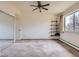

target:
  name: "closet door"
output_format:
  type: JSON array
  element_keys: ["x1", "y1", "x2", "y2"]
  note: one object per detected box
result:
[{"x1": 0, "y1": 11, "x2": 14, "y2": 39}]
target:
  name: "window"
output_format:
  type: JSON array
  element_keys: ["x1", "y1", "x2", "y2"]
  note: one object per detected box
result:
[
  {"x1": 75, "y1": 12, "x2": 79, "y2": 32},
  {"x1": 65, "y1": 11, "x2": 79, "y2": 32},
  {"x1": 65, "y1": 14, "x2": 74, "y2": 32}
]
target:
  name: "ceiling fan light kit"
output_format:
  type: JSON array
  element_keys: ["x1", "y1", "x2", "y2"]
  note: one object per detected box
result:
[{"x1": 30, "y1": 1, "x2": 50, "y2": 12}]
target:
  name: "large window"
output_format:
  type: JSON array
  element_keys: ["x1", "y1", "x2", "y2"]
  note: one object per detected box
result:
[{"x1": 65, "y1": 11, "x2": 79, "y2": 32}]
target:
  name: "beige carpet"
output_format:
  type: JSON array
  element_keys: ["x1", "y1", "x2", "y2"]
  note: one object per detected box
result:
[{"x1": 0, "y1": 40, "x2": 75, "y2": 57}]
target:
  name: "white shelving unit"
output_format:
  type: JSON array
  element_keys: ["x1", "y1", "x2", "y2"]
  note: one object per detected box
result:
[{"x1": 50, "y1": 20, "x2": 60, "y2": 39}]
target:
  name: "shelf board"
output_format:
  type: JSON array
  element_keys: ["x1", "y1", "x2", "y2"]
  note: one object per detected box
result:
[
  {"x1": 50, "y1": 31, "x2": 59, "y2": 33},
  {"x1": 50, "y1": 25, "x2": 59, "y2": 26},
  {"x1": 50, "y1": 28, "x2": 59, "y2": 29},
  {"x1": 51, "y1": 21, "x2": 57, "y2": 22}
]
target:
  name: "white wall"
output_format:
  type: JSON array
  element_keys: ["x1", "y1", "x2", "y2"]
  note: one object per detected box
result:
[
  {"x1": 60, "y1": 2, "x2": 79, "y2": 47},
  {"x1": 61, "y1": 32, "x2": 79, "y2": 47},
  {"x1": 18, "y1": 12, "x2": 52, "y2": 39}
]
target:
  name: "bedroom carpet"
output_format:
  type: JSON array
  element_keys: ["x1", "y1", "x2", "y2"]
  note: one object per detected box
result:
[{"x1": 0, "y1": 40, "x2": 75, "y2": 57}]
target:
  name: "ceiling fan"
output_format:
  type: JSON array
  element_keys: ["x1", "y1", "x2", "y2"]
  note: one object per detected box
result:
[{"x1": 30, "y1": 1, "x2": 50, "y2": 12}]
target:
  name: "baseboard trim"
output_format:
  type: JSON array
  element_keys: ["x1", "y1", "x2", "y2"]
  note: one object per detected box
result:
[
  {"x1": 21, "y1": 38, "x2": 51, "y2": 40},
  {"x1": 0, "y1": 39, "x2": 14, "y2": 40},
  {"x1": 59, "y1": 39, "x2": 79, "y2": 50}
]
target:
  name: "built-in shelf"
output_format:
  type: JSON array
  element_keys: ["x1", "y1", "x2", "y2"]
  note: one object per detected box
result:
[{"x1": 50, "y1": 20, "x2": 60, "y2": 38}]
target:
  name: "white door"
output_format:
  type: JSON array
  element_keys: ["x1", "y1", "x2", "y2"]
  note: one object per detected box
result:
[{"x1": 0, "y1": 11, "x2": 14, "y2": 40}]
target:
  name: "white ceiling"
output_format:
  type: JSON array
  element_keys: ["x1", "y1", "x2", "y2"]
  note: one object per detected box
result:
[{"x1": 12, "y1": 1, "x2": 77, "y2": 15}]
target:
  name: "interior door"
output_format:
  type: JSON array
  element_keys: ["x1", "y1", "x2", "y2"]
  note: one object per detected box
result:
[{"x1": 0, "y1": 11, "x2": 14, "y2": 40}]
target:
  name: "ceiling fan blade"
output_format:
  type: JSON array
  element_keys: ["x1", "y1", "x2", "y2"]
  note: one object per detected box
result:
[
  {"x1": 42, "y1": 7, "x2": 48, "y2": 10},
  {"x1": 30, "y1": 5, "x2": 37, "y2": 7},
  {"x1": 32, "y1": 8, "x2": 38, "y2": 11},
  {"x1": 42, "y1": 4, "x2": 50, "y2": 7}
]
